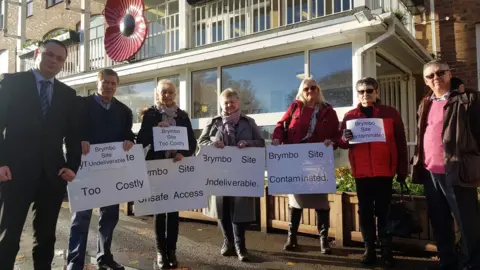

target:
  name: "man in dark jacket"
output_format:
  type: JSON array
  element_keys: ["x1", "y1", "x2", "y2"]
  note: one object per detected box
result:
[
  {"x1": 66, "y1": 69, "x2": 135, "y2": 270},
  {"x1": 0, "y1": 39, "x2": 82, "y2": 269},
  {"x1": 411, "y1": 59, "x2": 480, "y2": 270}
]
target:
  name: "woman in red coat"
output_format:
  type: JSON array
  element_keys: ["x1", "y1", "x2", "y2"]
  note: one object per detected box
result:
[
  {"x1": 271, "y1": 77, "x2": 341, "y2": 254},
  {"x1": 339, "y1": 77, "x2": 408, "y2": 267}
]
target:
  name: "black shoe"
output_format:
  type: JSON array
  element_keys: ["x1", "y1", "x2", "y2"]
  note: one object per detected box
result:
[
  {"x1": 283, "y1": 232, "x2": 298, "y2": 251},
  {"x1": 97, "y1": 260, "x2": 125, "y2": 270},
  {"x1": 361, "y1": 246, "x2": 377, "y2": 265},
  {"x1": 167, "y1": 249, "x2": 178, "y2": 268},
  {"x1": 235, "y1": 245, "x2": 249, "y2": 262},
  {"x1": 381, "y1": 247, "x2": 395, "y2": 267},
  {"x1": 156, "y1": 252, "x2": 168, "y2": 269},
  {"x1": 221, "y1": 240, "x2": 236, "y2": 256},
  {"x1": 320, "y1": 237, "x2": 332, "y2": 255}
]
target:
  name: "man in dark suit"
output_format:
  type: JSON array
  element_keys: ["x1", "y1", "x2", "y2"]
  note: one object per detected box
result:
[
  {"x1": 0, "y1": 39, "x2": 82, "y2": 269},
  {"x1": 67, "y1": 69, "x2": 134, "y2": 270}
]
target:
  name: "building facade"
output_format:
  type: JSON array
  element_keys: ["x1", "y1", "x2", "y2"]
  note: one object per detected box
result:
[{"x1": 0, "y1": 0, "x2": 430, "y2": 167}]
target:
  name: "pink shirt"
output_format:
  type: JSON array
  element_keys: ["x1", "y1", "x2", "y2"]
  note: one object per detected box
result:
[{"x1": 423, "y1": 99, "x2": 447, "y2": 174}]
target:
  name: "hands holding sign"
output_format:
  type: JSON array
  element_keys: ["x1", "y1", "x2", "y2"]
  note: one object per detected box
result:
[{"x1": 0, "y1": 166, "x2": 12, "y2": 182}]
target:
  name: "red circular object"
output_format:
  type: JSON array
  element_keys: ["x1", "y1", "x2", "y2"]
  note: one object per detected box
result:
[{"x1": 104, "y1": 0, "x2": 148, "y2": 62}]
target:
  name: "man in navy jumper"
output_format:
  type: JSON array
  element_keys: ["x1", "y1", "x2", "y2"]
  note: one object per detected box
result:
[{"x1": 67, "y1": 69, "x2": 135, "y2": 270}]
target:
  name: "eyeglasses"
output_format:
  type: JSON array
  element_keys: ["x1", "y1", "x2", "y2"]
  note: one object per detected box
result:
[
  {"x1": 303, "y1": 86, "x2": 317, "y2": 91},
  {"x1": 425, "y1": 70, "x2": 449, "y2": 79},
  {"x1": 357, "y1": 89, "x2": 375, "y2": 95}
]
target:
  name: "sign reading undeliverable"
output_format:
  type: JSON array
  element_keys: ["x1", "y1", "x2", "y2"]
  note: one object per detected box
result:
[
  {"x1": 266, "y1": 143, "x2": 336, "y2": 195},
  {"x1": 199, "y1": 146, "x2": 265, "y2": 197}
]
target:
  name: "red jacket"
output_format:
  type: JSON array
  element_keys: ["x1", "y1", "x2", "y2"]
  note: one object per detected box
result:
[
  {"x1": 339, "y1": 103, "x2": 408, "y2": 179},
  {"x1": 272, "y1": 101, "x2": 341, "y2": 147}
]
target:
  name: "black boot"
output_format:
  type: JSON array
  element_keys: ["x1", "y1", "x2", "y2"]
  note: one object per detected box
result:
[
  {"x1": 316, "y1": 209, "x2": 332, "y2": 255},
  {"x1": 218, "y1": 219, "x2": 235, "y2": 256},
  {"x1": 361, "y1": 241, "x2": 377, "y2": 265},
  {"x1": 167, "y1": 249, "x2": 178, "y2": 268},
  {"x1": 379, "y1": 236, "x2": 395, "y2": 267},
  {"x1": 283, "y1": 207, "x2": 302, "y2": 251},
  {"x1": 234, "y1": 223, "x2": 248, "y2": 262},
  {"x1": 156, "y1": 252, "x2": 168, "y2": 269}
]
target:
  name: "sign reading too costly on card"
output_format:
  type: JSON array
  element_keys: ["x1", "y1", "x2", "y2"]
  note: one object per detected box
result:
[
  {"x1": 266, "y1": 143, "x2": 336, "y2": 195},
  {"x1": 67, "y1": 143, "x2": 151, "y2": 212},
  {"x1": 153, "y1": 126, "x2": 189, "y2": 152},
  {"x1": 134, "y1": 157, "x2": 207, "y2": 216},
  {"x1": 199, "y1": 146, "x2": 265, "y2": 197}
]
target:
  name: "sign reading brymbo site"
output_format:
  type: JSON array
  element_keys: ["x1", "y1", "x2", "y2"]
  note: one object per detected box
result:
[
  {"x1": 153, "y1": 126, "x2": 189, "y2": 152},
  {"x1": 134, "y1": 157, "x2": 207, "y2": 216},
  {"x1": 67, "y1": 143, "x2": 151, "y2": 212},
  {"x1": 346, "y1": 118, "x2": 386, "y2": 144},
  {"x1": 199, "y1": 146, "x2": 265, "y2": 197},
  {"x1": 266, "y1": 143, "x2": 336, "y2": 195}
]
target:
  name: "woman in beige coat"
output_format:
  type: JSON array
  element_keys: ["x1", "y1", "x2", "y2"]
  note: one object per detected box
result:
[{"x1": 199, "y1": 88, "x2": 265, "y2": 262}]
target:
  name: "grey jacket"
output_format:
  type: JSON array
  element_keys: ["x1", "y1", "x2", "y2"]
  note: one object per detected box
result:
[{"x1": 199, "y1": 114, "x2": 265, "y2": 222}]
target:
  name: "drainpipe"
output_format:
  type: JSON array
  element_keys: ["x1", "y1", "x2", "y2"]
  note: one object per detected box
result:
[{"x1": 430, "y1": 0, "x2": 437, "y2": 57}]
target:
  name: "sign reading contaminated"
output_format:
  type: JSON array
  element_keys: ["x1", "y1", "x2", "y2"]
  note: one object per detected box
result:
[{"x1": 346, "y1": 118, "x2": 386, "y2": 144}]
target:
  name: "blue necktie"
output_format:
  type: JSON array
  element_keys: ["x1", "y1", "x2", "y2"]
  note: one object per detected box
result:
[{"x1": 39, "y1": 80, "x2": 51, "y2": 117}]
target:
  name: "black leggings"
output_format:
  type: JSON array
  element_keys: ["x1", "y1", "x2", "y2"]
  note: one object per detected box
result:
[{"x1": 154, "y1": 212, "x2": 179, "y2": 252}]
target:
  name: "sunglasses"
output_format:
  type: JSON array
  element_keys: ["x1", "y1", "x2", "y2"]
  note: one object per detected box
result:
[
  {"x1": 357, "y1": 89, "x2": 375, "y2": 95},
  {"x1": 425, "y1": 70, "x2": 448, "y2": 79},
  {"x1": 303, "y1": 86, "x2": 318, "y2": 91}
]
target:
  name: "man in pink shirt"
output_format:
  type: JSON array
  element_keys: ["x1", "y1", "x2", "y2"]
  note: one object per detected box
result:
[{"x1": 411, "y1": 59, "x2": 480, "y2": 270}]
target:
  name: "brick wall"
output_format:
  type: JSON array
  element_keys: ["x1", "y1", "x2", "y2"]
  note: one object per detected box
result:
[
  {"x1": 0, "y1": 0, "x2": 104, "y2": 74},
  {"x1": 416, "y1": 0, "x2": 480, "y2": 89}
]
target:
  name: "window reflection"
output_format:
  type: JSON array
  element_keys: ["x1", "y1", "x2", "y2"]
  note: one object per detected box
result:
[
  {"x1": 192, "y1": 69, "x2": 218, "y2": 118},
  {"x1": 310, "y1": 44, "x2": 352, "y2": 107},
  {"x1": 116, "y1": 80, "x2": 156, "y2": 124},
  {"x1": 222, "y1": 53, "x2": 304, "y2": 114}
]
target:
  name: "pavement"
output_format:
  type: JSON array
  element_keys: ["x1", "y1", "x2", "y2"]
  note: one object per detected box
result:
[{"x1": 14, "y1": 207, "x2": 439, "y2": 270}]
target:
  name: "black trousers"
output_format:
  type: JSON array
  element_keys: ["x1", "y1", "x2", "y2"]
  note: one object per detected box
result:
[
  {"x1": 355, "y1": 177, "x2": 393, "y2": 246},
  {"x1": 154, "y1": 212, "x2": 179, "y2": 253},
  {"x1": 218, "y1": 197, "x2": 245, "y2": 247},
  {"x1": 0, "y1": 171, "x2": 66, "y2": 270},
  {"x1": 424, "y1": 172, "x2": 480, "y2": 268}
]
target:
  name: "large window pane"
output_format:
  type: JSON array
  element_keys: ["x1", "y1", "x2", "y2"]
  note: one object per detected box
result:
[
  {"x1": 310, "y1": 44, "x2": 353, "y2": 107},
  {"x1": 192, "y1": 69, "x2": 218, "y2": 118},
  {"x1": 116, "y1": 80, "x2": 156, "y2": 124},
  {"x1": 222, "y1": 53, "x2": 304, "y2": 114}
]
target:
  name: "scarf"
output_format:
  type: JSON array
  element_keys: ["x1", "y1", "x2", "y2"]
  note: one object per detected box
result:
[
  {"x1": 218, "y1": 109, "x2": 241, "y2": 146},
  {"x1": 300, "y1": 104, "x2": 320, "y2": 143},
  {"x1": 158, "y1": 104, "x2": 178, "y2": 158}
]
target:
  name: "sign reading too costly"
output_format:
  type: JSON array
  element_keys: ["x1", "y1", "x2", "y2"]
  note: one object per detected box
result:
[
  {"x1": 134, "y1": 157, "x2": 207, "y2": 216},
  {"x1": 153, "y1": 126, "x2": 189, "y2": 152},
  {"x1": 67, "y1": 143, "x2": 151, "y2": 212},
  {"x1": 346, "y1": 118, "x2": 386, "y2": 144},
  {"x1": 266, "y1": 143, "x2": 336, "y2": 195},
  {"x1": 199, "y1": 146, "x2": 265, "y2": 197}
]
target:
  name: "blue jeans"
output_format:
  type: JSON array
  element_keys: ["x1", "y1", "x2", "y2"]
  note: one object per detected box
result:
[
  {"x1": 66, "y1": 205, "x2": 120, "y2": 270},
  {"x1": 424, "y1": 172, "x2": 480, "y2": 269}
]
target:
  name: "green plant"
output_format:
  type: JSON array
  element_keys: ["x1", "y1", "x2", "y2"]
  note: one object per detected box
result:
[{"x1": 22, "y1": 39, "x2": 40, "y2": 49}]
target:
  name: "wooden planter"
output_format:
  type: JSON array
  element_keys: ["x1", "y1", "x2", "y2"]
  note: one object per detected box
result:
[{"x1": 174, "y1": 187, "x2": 461, "y2": 252}]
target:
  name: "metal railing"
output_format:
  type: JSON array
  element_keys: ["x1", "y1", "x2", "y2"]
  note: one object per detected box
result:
[{"x1": 192, "y1": 0, "x2": 355, "y2": 47}]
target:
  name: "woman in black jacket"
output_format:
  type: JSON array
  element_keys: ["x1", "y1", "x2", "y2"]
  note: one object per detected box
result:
[{"x1": 136, "y1": 79, "x2": 197, "y2": 269}]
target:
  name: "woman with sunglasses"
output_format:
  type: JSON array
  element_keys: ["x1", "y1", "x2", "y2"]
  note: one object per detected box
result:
[
  {"x1": 339, "y1": 77, "x2": 408, "y2": 267},
  {"x1": 271, "y1": 77, "x2": 341, "y2": 254}
]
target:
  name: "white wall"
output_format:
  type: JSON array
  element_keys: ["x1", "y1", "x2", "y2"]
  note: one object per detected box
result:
[{"x1": 0, "y1": 50, "x2": 8, "y2": 75}]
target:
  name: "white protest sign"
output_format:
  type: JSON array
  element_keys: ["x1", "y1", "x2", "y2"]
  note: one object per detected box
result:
[
  {"x1": 346, "y1": 118, "x2": 386, "y2": 144},
  {"x1": 199, "y1": 146, "x2": 265, "y2": 197},
  {"x1": 153, "y1": 126, "x2": 189, "y2": 151},
  {"x1": 67, "y1": 144, "x2": 151, "y2": 212},
  {"x1": 134, "y1": 157, "x2": 207, "y2": 216},
  {"x1": 266, "y1": 143, "x2": 336, "y2": 195},
  {"x1": 83, "y1": 142, "x2": 129, "y2": 171}
]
